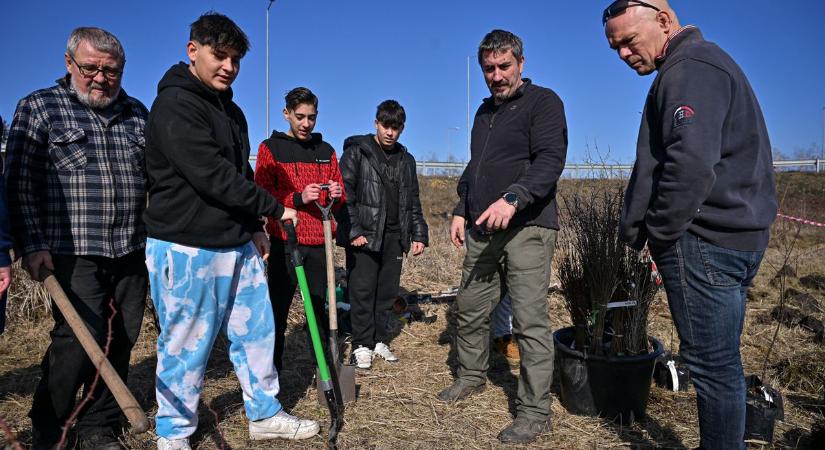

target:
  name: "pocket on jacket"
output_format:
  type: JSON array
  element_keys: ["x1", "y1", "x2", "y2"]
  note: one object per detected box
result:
[
  {"x1": 127, "y1": 133, "x2": 146, "y2": 169},
  {"x1": 357, "y1": 206, "x2": 375, "y2": 232},
  {"x1": 48, "y1": 128, "x2": 87, "y2": 171},
  {"x1": 358, "y1": 176, "x2": 382, "y2": 207}
]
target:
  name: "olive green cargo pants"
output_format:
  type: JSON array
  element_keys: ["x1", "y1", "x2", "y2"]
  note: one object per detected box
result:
[{"x1": 455, "y1": 225, "x2": 556, "y2": 420}]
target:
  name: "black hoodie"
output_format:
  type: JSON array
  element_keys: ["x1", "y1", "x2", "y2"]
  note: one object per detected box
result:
[{"x1": 144, "y1": 63, "x2": 284, "y2": 248}]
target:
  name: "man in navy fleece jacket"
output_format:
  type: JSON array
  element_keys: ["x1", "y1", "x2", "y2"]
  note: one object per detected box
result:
[{"x1": 604, "y1": 1, "x2": 777, "y2": 449}]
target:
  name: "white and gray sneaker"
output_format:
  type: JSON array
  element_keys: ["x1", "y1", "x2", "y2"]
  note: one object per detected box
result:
[
  {"x1": 249, "y1": 410, "x2": 320, "y2": 440},
  {"x1": 352, "y1": 345, "x2": 373, "y2": 369},
  {"x1": 374, "y1": 342, "x2": 399, "y2": 362},
  {"x1": 157, "y1": 437, "x2": 192, "y2": 450}
]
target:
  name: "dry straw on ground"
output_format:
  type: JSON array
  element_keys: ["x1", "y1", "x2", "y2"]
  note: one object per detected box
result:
[{"x1": 1, "y1": 173, "x2": 824, "y2": 449}]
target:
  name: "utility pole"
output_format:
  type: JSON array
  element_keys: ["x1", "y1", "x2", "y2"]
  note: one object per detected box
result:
[
  {"x1": 466, "y1": 55, "x2": 471, "y2": 162},
  {"x1": 266, "y1": 0, "x2": 276, "y2": 137}
]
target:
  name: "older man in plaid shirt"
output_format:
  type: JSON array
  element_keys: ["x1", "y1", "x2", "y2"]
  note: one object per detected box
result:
[{"x1": 5, "y1": 27, "x2": 148, "y2": 450}]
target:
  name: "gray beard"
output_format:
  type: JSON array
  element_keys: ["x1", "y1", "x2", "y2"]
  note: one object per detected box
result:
[{"x1": 71, "y1": 77, "x2": 120, "y2": 109}]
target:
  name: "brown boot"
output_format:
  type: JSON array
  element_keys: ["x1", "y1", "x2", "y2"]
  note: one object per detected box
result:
[{"x1": 494, "y1": 335, "x2": 521, "y2": 361}]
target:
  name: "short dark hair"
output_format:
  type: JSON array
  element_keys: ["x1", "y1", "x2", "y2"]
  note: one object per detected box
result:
[
  {"x1": 190, "y1": 12, "x2": 250, "y2": 57},
  {"x1": 477, "y1": 29, "x2": 523, "y2": 65},
  {"x1": 285, "y1": 87, "x2": 318, "y2": 111},
  {"x1": 376, "y1": 100, "x2": 406, "y2": 128}
]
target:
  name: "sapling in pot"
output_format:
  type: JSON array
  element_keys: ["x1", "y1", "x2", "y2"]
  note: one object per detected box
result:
[
  {"x1": 554, "y1": 181, "x2": 664, "y2": 423},
  {"x1": 558, "y1": 181, "x2": 659, "y2": 356}
]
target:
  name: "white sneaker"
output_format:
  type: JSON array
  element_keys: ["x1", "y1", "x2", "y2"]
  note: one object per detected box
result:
[
  {"x1": 249, "y1": 409, "x2": 320, "y2": 440},
  {"x1": 374, "y1": 342, "x2": 399, "y2": 362},
  {"x1": 157, "y1": 437, "x2": 192, "y2": 450},
  {"x1": 352, "y1": 345, "x2": 373, "y2": 369}
]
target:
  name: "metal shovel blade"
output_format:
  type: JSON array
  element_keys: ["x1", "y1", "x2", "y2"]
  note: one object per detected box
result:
[{"x1": 317, "y1": 332, "x2": 357, "y2": 407}]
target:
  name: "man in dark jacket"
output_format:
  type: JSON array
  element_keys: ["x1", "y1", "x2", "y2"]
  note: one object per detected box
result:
[
  {"x1": 6, "y1": 27, "x2": 147, "y2": 450},
  {"x1": 604, "y1": 1, "x2": 776, "y2": 448},
  {"x1": 337, "y1": 100, "x2": 428, "y2": 369},
  {"x1": 144, "y1": 13, "x2": 317, "y2": 449},
  {"x1": 438, "y1": 29, "x2": 567, "y2": 444}
]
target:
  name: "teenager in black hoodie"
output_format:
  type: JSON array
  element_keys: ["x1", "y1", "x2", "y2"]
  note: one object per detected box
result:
[{"x1": 143, "y1": 13, "x2": 317, "y2": 449}]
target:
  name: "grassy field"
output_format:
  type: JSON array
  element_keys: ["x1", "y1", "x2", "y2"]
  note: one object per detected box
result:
[{"x1": 1, "y1": 173, "x2": 824, "y2": 449}]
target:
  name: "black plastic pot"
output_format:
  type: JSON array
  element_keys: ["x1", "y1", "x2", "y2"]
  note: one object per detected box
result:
[
  {"x1": 744, "y1": 375, "x2": 784, "y2": 445},
  {"x1": 554, "y1": 326, "x2": 663, "y2": 424}
]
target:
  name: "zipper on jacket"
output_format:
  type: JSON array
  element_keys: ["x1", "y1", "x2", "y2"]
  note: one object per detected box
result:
[{"x1": 473, "y1": 108, "x2": 498, "y2": 194}]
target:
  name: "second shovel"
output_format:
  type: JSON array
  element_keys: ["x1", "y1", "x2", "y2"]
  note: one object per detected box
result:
[{"x1": 315, "y1": 193, "x2": 357, "y2": 407}]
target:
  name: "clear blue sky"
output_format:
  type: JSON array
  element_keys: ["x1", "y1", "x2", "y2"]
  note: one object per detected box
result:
[{"x1": 3, "y1": 1, "x2": 824, "y2": 163}]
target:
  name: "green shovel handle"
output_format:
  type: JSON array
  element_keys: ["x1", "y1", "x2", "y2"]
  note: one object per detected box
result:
[{"x1": 283, "y1": 221, "x2": 332, "y2": 384}]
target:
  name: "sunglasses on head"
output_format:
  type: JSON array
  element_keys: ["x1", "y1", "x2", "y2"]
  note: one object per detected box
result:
[{"x1": 602, "y1": 0, "x2": 661, "y2": 25}]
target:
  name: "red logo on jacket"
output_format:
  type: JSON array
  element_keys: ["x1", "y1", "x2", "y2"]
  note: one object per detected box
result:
[{"x1": 673, "y1": 105, "x2": 695, "y2": 128}]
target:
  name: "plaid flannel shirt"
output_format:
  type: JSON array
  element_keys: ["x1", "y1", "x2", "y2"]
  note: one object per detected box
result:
[{"x1": 4, "y1": 76, "x2": 148, "y2": 258}]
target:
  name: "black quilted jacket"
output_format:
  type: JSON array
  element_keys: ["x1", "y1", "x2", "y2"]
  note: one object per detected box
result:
[{"x1": 335, "y1": 134, "x2": 428, "y2": 253}]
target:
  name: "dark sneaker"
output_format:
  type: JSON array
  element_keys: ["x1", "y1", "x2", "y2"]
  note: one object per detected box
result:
[
  {"x1": 497, "y1": 415, "x2": 552, "y2": 443},
  {"x1": 436, "y1": 381, "x2": 485, "y2": 403},
  {"x1": 81, "y1": 432, "x2": 125, "y2": 450}
]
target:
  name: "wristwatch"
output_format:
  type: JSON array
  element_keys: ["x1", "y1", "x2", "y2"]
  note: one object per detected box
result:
[{"x1": 502, "y1": 192, "x2": 519, "y2": 209}]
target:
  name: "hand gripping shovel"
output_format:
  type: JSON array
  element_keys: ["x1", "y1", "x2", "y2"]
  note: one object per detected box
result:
[
  {"x1": 315, "y1": 194, "x2": 357, "y2": 408},
  {"x1": 41, "y1": 269, "x2": 150, "y2": 433},
  {"x1": 284, "y1": 222, "x2": 343, "y2": 449}
]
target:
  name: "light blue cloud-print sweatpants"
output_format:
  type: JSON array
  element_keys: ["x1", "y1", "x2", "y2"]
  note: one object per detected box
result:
[{"x1": 146, "y1": 238, "x2": 283, "y2": 439}]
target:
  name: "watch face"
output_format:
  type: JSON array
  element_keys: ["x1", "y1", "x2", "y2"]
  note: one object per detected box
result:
[{"x1": 504, "y1": 193, "x2": 518, "y2": 204}]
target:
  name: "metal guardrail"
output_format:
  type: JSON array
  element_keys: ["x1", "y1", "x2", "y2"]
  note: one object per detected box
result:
[
  {"x1": 413, "y1": 159, "x2": 824, "y2": 178},
  {"x1": 2, "y1": 151, "x2": 816, "y2": 177}
]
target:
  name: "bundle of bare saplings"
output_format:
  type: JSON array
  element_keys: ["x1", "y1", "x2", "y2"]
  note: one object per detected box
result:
[{"x1": 554, "y1": 180, "x2": 663, "y2": 424}]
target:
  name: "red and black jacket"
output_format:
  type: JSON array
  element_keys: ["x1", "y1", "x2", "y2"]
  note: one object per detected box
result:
[{"x1": 255, "y1": 131, "x2": 345, "y2": 245}]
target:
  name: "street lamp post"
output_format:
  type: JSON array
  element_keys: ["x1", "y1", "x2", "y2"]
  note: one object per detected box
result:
[
  {"x1": 467, "y1": 55, "x2": 471, "y2": 162},
  {"x1": 266, "y1": 0, "x2": 276, "y2": 137}
]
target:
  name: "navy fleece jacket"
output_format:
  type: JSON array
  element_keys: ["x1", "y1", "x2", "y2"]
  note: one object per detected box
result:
[{"x1": 620, "y1": 27, "x2": 777, "y2": 251}]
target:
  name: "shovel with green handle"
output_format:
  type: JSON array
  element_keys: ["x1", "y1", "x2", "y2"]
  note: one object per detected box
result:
[{"x1": 283, "y1": 221, "x2": 343, "y2": 449}]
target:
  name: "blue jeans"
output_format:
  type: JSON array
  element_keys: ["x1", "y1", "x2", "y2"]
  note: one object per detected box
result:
[
  {"x1": 492, "y1": 294, "x2": 513, "y2": 338},
  {"x1": 651, "y1": 232, "x2": 764, "y2": 450}
]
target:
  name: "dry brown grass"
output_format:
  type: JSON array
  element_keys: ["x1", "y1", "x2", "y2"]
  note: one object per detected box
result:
[{"x1": 1, "y1": 173, "x2": 823, "y2": 449}]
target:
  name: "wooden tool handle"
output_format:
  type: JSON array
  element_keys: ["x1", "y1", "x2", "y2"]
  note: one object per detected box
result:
[
  {"x1": 323, "y1": 220, "x2": 338, "y2": 331},
  {"x1": 43, "y1": 271, "x2": 150, "y2": 434}
]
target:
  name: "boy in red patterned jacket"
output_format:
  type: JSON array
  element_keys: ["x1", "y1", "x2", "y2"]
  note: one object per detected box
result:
[{"x1": 254, "y1": 87, "x2": 345, "y2": 372}]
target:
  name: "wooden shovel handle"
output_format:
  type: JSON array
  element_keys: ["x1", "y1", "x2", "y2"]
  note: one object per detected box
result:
[
  {"x1": 42, "y1": 270, "x2": 150, "y2": 434},
  {"x1": 323, "y1": 220, "x2": 338, "y2": 331}
]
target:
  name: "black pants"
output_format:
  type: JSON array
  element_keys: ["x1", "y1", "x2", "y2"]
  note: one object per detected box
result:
[
  {"x1": 346, "y1": 234, "x2": 403, "y2": 349},
  {"x1": 29, "y1": 251, "x2": 147, "y2": 439},
  {"x1": 268, "y1": 239, "x2": 329, "y2": 373}
]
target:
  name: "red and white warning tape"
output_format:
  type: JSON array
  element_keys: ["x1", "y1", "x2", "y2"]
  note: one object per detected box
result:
[{"x1": 776, "y1": 213, "x2": 825, "y2": 228}]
